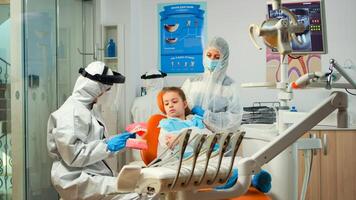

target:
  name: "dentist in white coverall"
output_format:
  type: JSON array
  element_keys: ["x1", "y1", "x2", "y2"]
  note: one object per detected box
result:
[{"x1": 47, "y1": 61, "x2": 138, "y2": 200}]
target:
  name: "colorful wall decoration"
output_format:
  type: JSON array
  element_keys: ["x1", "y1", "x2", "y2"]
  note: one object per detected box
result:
[{"x1": 266, "y1": 48, "x2": 321, "y2": 82}]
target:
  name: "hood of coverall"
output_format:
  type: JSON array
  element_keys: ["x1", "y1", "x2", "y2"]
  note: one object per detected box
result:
[
  {"x1": 202, "y1": 36, "x2": 230, "y2": 83},
  {"x1": 72, "y1": 61, "x2": 113, "y2": 107}
]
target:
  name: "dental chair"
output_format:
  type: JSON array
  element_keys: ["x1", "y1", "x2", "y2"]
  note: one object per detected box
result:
[{"x1": 136, "y1": 91, "x2": 270, "y2": 200}]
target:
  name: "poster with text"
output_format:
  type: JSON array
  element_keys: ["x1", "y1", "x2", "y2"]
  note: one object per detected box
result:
[{"x1": 158, "y1": 2, "x2": 207, "y2": 73}]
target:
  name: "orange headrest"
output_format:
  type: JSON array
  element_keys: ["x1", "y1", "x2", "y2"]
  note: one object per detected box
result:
[
  {"x1": 140, "y1": 114, "x2": 166, "y2": 165},
  {"x1": 157, "y1": 91, "x2": 166, "y2": 114}
]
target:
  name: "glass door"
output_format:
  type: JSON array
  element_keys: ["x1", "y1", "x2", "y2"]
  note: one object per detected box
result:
[
  {"x1": 0, "y1": 1, "x2": 11, "y2": 199},
  {"x1": 22, "y1": 0, "x2": 58, "y2": 199},
  {"x1": 57, "y1": 0, "x2": 85, "y2": 105},
  {"x1": 57, "y1": 0, "x2": 95, "y2": 105},
  {"x1": 11, "y1": 0, "x2": 96, "y2": 199}
]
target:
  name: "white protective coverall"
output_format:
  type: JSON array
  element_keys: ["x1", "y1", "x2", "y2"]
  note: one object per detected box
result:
[
  {"x1": 182, "y1": 37, "x2": 243, "y2": 133},
  {"x1": 47, "y1": 61, "x2": 137, "y2": 200}
]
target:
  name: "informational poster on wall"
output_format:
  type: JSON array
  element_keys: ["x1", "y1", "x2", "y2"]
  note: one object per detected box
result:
[{"x1": 158, "y1": 2, "x2": 207, "y2": 73}]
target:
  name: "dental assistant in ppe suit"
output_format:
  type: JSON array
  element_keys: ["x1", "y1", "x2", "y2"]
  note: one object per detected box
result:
[
  {"x1": 47, "y1": 61, "x2": 138, "y2": 200},
  {"x1": 182, "y1": 36, "x2": 243, "y2": 133}
]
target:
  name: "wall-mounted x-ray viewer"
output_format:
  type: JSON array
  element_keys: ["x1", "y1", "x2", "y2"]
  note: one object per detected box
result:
[{"x1": 267, "y1": 0, "x2": 327, "y2": 54}]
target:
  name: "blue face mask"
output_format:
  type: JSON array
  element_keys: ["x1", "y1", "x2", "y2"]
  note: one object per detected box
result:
[{"x1": 205, "y1": 57, "x2": 221, "y2": 71}]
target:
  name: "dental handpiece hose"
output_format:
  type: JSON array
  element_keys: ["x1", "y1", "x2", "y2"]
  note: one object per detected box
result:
[{"x1": 330, "y1": 59, "x2": 356, "y2": 89}]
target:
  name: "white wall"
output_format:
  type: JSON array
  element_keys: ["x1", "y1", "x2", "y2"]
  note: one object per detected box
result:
[
  {"x1": 101, "y1": 0, "x2": 137, "y2": 125},
  {"x1": 102, "y1": 0, "x2": 356, "y2": 124}
]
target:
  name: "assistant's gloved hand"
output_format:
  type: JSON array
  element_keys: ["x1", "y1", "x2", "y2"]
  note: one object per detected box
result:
[
  {"x1": 215, "y1": 168, "x2": 238, "y2": 190},
  {"x1": 251, "y1": 170, "x2": 272, "y2": 193},
  {"x1": 191, "y1": 106, "x2": 205, "y2": 117},
  {"x1": 106, "y1": 132, "x2": 135, "y2": 152},
  {"x1": 190, "y1": 115, "x2": 205, "y2": 129}
]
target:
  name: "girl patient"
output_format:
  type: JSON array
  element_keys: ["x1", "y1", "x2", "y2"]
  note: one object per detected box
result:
[
  {"x1": 156, "y1": 87, "x2": 271, "y2": 193},
  {"x1": 158, "y1": 86, "x2": 209, "y2": 151}
]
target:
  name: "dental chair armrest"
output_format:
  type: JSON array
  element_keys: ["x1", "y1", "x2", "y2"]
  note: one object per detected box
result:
[{"x1": 117, "y1": 165, "x2": 141, "y2": 192}]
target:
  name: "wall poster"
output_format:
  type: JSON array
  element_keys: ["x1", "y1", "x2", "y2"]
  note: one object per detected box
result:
[{"x1": 158, "y1": 2, "x2": 207, "y2": 73}]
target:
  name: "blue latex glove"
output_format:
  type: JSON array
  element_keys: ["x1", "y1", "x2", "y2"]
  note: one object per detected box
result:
[
  {"x1": 213, "y1": 143, "x2": 220, "y2": 152},
  {"x1": 190, "y1": 115, "x2": 205, "y2": 129},
  {"x1": 251, "y1": 170, "x2": 272, "y2": 193},
  {"x1": 215, "y1": 168, "x2": 238, "y2": 190},
  {"x1": 106, "y1": 132, "x2": 134, "y2": 152},
  {"x1": 191, "y1": 106, "x2": 205, "y2": 117}
]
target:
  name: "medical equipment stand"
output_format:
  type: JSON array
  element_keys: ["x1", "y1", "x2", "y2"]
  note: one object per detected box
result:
[{"x1": 247, "y1": 1, "x2": 318, "y2": 197}]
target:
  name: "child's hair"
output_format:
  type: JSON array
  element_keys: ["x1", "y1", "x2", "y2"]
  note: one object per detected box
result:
[{"x1": 160, "y1": 87, "x2": 191, "y2": 116}]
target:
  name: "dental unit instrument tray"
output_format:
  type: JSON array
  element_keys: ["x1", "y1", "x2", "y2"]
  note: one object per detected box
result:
[
  {"x1": 242, "y1": 101, "x2": 279, "y2": 124},
  {"x1": 116, "y1": 129, "x2": 245, "y2": 196}
]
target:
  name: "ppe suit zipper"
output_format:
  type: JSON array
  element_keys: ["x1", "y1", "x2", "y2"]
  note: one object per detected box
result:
[
  {"x1": 102, "y1": 160, "x2": 113, "y2": 176},
  {"x1": 96, "y1": 120, "x2": 113, "y2": 176}
]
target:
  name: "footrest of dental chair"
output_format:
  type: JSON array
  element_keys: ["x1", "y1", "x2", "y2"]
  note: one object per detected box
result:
[{"x1": 228, "y1": 187, "x2": 271, "y2": 200}]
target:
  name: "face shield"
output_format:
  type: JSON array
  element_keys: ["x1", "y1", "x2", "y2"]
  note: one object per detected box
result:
[
  {"x1": 98, "y1": 84, "x2": 123, "y2": 111},
  {"x1": 140, "y1": 69, "x2": 167, "y2": 95},
  {"x1": 78, "y1": 66, "x2": 125, "y2": 85},
  {"x1": 78, "y1": 64, "x2": 125, "y2": 111}
]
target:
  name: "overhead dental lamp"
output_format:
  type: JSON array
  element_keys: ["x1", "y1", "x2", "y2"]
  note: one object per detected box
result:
[
  {"x1": 249, "y1": 0, "x2": 305, "y2": 55},
  {"x1": 249, "y1": 9, "x2": 305, "y2": 55}
]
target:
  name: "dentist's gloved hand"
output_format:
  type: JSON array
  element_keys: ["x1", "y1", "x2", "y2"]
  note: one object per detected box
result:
[
  {"x1": 251, "y1": 170, "x2": 272, "y2": 193},
  {"x1": 106, "y1": 132, "x2": 135, "y2": 152},
  {"x1": 191, "y1": 106, "x2": 205, "y2": 117},
  {"x1": 215, "y1": 168, "x2": 238, "y2": 190}
]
